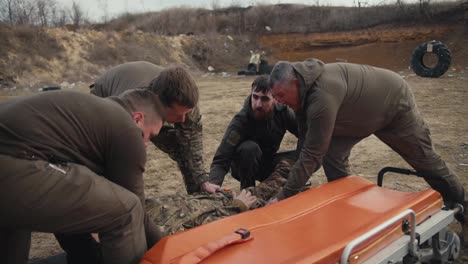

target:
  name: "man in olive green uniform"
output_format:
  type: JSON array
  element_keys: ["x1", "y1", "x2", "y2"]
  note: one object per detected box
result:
[
  {"x1": 209, "y1": 76, "x2": 298, "y2": 189},
  {"x1": 268, "y1": 58, "x2": 467, "y2": 245},
  {"x1": 91, "y1": 61, "x2": 219, "y2": 194},
  {"x1": 147, "y1": 158, "x2": 293, "y2": 236},
  {"x1": 0, "y1": 90, "x2": 165, "y2": 264}
]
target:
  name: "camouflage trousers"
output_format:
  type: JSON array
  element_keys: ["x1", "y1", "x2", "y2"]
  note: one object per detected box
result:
[
  {"x1": 145, "y1": 158, "x2": 293, "y2": 236},
  {"x1": 245, "y1": 158, "x2": 293, "y2": 208}
]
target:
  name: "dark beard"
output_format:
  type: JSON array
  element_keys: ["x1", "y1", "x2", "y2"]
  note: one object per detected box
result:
[{"x1": 253, "y1": 109, "x2": 272, "y2": 120}]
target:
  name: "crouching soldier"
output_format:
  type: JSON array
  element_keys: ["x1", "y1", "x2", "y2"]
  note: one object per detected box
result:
[
  {"x1": 209, "y1": 75, "x2": 299, "y2": 189},
  {"x1": 0, "y1": 89, "x2": 164, "y2": 264},
  {"x1": 91, "y1": 61, "x2": 220, "y2": 194}
]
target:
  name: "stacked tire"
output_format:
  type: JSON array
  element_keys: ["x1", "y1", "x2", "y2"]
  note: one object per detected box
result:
[{"x1": 410, "y1": 40, "x2": 451, "y2": 78}]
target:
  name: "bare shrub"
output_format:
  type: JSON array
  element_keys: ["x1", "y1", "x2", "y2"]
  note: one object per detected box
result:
[
  {"x1": 86, "y1": 33, "x2": 119, "y2": 66},
  {"x1": 182, "y1": 33, "x2": 262, "y2": 72},
  {"x1": 0, "y1": 24, "x2": 62, "y2": 85},
  {"x1": 104, "y1": 1, "x2": 462, "y2": 36},
  {"x1": 69, "y1": 1, "x2": 84, "y2": 27},
  {"x1": 0, "y1": 0, "x2": 87, "y2": 28}
]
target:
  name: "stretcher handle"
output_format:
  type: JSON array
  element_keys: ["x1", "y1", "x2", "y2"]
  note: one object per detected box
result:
[
  {"x1": 377, "y1": 167, "x2": 424, "y2": 187},
  {"x1": 340, "y1": 209, "x2": 417, "y2": 264}
]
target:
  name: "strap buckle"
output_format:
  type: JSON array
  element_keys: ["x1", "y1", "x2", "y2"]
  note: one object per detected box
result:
[{"x1": 235, "y1": 228, "x2": 250, "y2": 239}]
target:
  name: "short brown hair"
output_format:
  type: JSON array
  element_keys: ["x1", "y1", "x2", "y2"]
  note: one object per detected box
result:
[
  {"x1": 251, "y1": 75, "x2": 270, "y2": 93},
  {"x1": 149, "y1": 66, "x2": 199, "y2": 108},
  {"x1": 119, "y1": 89, "x2": 165, "y2": 123}
]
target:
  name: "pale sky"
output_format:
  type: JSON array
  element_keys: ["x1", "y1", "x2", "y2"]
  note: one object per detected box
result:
[{"x1": 55, "y1": 0, "x2": 429, "y2": 22}]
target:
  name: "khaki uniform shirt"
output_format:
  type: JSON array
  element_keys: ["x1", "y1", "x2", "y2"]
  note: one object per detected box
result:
[{"x1": 91, "y1": 61, "x2": 207, "y2": 193}]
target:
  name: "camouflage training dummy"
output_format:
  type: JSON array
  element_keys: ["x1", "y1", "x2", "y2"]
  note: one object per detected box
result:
[
  {"x1": 209, "y1": 75, "x2": 299, "y2": 189},
  {"x1": 90, "y1": 61, "x2": 220, "y2": 194},
  {"x1": 267, "y1": 58, "x2": 467, "y2": 245},
  {"x1": 146, "y1": 158, "x2": 293, "y2": 236},
  {"x1": 0, "y1": 90, "x2": 165, "y2": 264}
]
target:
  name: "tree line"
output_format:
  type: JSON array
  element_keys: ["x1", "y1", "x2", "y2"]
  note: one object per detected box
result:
[{"x1": 0, "y1": 0, "x2": 85, "y2": 27}]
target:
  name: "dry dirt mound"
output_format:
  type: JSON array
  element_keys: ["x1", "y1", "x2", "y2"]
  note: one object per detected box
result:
[
  {"x1": 0, "y1": 26, "x2": 254, "y2": 89},
  {"x1": 2, "y1": 22, "x2": 467, "y2": 90},
  {"x1": 259, "y1": 24, "x2": 468, "y2": 71}
]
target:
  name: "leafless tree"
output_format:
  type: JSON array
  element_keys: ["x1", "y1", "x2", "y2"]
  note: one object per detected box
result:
[
  {"x1": 229, "y1": 0, "x2": 242, "y2": 8},
  {"x1": 69, "y1": 1, "x2": 84, "y2": 27},
  {"x1": 211, "y1": 0, "x2": 221, "y2": 10},
  {"x1": 36, "y1": 0, "x2": 55, "y2": 26},
  {"x1": 0, "y1": 0, "x2": 16, "y2": 25},
  {"x1": 51, "y1": 4, "x2": 68, "y2": 27},
  {"x1": 14, "y1": 0, "x2": 36, "y2": 25},
  {"x1": 98, "y1": 0, "x2": 108, "y2": 23}
]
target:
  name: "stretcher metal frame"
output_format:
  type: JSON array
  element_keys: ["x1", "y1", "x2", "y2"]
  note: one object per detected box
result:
[
  {"x1": 340, "y1": 166, "x2": 463, "y2": 264},
  {"x1": 341, "y1": 208, "x2": 460, "y2": 263}
]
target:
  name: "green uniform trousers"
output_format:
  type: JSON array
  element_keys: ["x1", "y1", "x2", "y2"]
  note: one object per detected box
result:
[{"x1": 0, "y1": 154, "x2": 147, "y2": 264}]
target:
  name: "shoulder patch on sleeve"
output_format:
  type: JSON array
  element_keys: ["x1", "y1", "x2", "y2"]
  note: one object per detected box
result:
[{"x1": 226, "y1": 130, "x2": 241, "y2": 146}]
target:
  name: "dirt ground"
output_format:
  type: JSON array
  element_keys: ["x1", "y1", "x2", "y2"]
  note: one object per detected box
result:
[{"x1": 23, "y1": 67, "x2": 468, "y2": 262}]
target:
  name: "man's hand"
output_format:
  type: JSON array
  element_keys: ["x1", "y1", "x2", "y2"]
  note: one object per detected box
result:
[
  {"x1": 200, "y1": 182, "x2": 221, "y2": 193},
  {"x1": 234, "y1": 190, "x2": 258, "y2": 209},
  {"x1": 266, "y1": 190, "x2": 284, "y2": 206},
  {"x1": 266, "y1": 197, "x2": 278, "y2": 206}
]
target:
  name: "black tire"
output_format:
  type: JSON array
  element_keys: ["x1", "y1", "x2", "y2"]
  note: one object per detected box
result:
[
  {"x1": 259, "y1": 59, "x2": 271, "y2": 74},
  {"x1": 410, "y1": 40, "x2": 451, "y2": 78},
  {"x1": 245, "y1": 70, "x2": 256, "y2": 76},
  {"x1": 237, "y1": 70, "x2": 246, "y2": 75},
  {"x1": 247, "y1": 63, "x2": 257, "y2": 73}
]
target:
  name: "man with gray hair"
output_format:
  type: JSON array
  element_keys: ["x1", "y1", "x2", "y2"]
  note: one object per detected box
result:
[
  {"x1": 0, "y1": 89, "x2": 165, "y2": 264},
  {"x1": 267, "y1": 58, "x2": 467, "y2": 243}
]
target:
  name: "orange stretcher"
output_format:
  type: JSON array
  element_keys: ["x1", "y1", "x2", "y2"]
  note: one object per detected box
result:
[{"x1": 141, "y1": 175, "x2": 462, "y2": 264}]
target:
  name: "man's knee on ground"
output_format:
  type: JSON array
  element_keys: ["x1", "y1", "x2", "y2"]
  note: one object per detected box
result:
[{"x1": 236, "y1": 141, "x2": 262, "y2": 163}]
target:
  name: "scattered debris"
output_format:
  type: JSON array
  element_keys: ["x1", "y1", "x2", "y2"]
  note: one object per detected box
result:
[
  {"x1": 265, "y1": 26, "x2": 272, "y2": 31},
  {"x1": 40, "y1": 86, "x2": 61, "y2": 92},
  {"x1": 207, "y1": 66, "x2": 215, "y2": 72}
]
